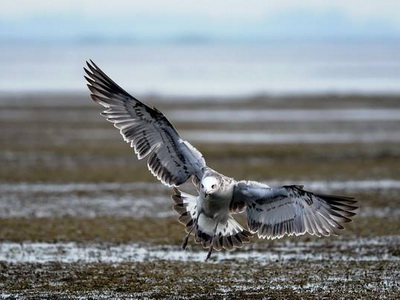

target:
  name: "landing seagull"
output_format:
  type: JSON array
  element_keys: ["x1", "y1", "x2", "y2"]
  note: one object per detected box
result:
[{"x1": 84, "y1": 60, "x2": 357, "y2": 260}]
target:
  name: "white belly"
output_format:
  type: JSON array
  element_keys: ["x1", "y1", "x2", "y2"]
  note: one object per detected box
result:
[{"x1": 199, "y1": 184, "x2": 234, "y2": 221}]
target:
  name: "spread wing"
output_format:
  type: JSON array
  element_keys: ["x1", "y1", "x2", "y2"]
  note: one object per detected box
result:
[
  {"x1": 84, "y1": 60, "x2": 206, "y2": 187},
  {"x1": 232, "y1": 181, "x2": 357, "y2": 239}
]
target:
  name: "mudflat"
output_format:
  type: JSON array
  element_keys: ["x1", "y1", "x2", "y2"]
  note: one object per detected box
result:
[{"x1": 1, "y1": 94, "x2": 399, "y2": 299}]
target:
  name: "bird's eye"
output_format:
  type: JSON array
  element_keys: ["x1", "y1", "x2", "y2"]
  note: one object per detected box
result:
[{"x1": 212, "y1": 184, "x2": 216, "y2": 189}]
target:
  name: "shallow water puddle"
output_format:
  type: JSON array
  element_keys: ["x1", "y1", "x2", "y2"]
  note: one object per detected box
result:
[
  {"x1": 0, "y1": 180, "x2": 399, "y2": 218},
  {"x1": 169, "y1": 108, "x2": 400, "y2": 122},
  {"x1": 3, "y1": 179, "x2": 400, "y2": 193},
  {"x1": 183, "y1": 130, "x2": 400, "y2": 144},
  {"x1": 1, "y1": 236, "x2": 398, "y2": 264}
]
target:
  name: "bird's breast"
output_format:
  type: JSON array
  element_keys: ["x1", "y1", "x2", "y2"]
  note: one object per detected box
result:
[{"x1": 201, "y1": 189, "x2": 233, "y2": 219}]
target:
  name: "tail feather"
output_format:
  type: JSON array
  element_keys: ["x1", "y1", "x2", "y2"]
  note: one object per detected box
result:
[
  {"x1": 172, "y1": 188, "x2": 198, "y2": 233},
  {"x1": 195, "y1": 214, "x2": 252, "y2": 251},
  {"x1": 172, "y1": 188, "x2": 252, "y2": 252}
]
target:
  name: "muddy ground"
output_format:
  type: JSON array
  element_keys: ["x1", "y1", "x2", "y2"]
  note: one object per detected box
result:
[{"x1": 0, "y1": 94, "x2": 399, "y2": 299}]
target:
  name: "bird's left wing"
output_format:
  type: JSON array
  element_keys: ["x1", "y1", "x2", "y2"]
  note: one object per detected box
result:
[
  {"x1": 84, "y1": 60, "x2": 206, "y2": 187},
  {"x1": 232, "y1": 181, "x2": 357, "y2": 239}
]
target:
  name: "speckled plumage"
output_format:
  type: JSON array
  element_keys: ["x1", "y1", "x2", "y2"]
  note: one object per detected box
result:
[{"x1": 85, "y1": 61, "x2": 358, "y2": 260}]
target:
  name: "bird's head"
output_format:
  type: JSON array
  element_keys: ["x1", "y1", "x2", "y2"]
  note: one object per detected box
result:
[{"x1": 201, "y1": 176, "x2": 219, "y2": 197}]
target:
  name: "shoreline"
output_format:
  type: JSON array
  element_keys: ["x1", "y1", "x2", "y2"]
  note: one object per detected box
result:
[{"x1": 0, "y1": 92, "x2": 399, "y2": 108}]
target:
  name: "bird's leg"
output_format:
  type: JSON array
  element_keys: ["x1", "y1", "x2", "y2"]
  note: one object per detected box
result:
[
  {"x1": 205, "y1": 221, "x2": 219, "y2": 261},
  {"x1": 182, "y1": 217, "x2": 198, "y2": 250}
]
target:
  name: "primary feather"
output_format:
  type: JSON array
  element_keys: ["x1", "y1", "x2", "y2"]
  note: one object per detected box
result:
[
  {"x1": 84, "y1": 60, "x2": 205, "y2": 187},
  {"x1": 232, "y1": 182, "x2": 357, "y2": 239}
]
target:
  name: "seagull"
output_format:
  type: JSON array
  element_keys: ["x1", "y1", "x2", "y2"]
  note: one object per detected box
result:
[{"x1": 84, "y1": 60, "x2": 358, "y2": 260}]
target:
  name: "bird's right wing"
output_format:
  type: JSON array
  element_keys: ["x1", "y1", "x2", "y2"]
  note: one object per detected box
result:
[
  {"x1": 84, "y1": 60, "x2": 206, "y2": 186},
  {"x1": 232, "y1": 181, "x2": 357, "y2": 239}
]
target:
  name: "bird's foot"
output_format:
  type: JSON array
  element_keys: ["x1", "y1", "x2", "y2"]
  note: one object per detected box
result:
[
  {"x1": 205, "y1": 245, "x2": 214, "y2": 261},
  {"x1": 181, "y1": 235, "x2": 189, "y2": 250}
]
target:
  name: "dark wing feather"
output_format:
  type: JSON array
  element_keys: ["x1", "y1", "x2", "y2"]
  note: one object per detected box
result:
[
  {"x1": 84, "y1": 60, "x2": 206, "y2": 186},
  {"x1": 232, "y1": 181, "x2": 357, "y2": 239}
]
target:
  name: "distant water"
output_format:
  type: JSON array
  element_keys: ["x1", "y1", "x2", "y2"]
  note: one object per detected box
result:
[{"x1": 1, "y1": 41, "x2": 400, "y2": 96}]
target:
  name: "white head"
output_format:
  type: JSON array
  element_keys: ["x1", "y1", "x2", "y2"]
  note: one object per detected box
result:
[{"x1": 201, "y1": 176, "x2": 219, "y2": 196}]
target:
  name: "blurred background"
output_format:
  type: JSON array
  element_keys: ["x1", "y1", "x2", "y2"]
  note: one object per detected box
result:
[
  {"x1": 1, "y1": 0, "x2": 400, "y2": 96},
  {"x1": 1, "y1": 1, "x2": 400, "y2": 298}
]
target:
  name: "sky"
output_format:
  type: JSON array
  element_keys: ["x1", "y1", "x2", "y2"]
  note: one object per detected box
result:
[{"x1": 2, "y1": 0, "x2": 400, "y2": 43}]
